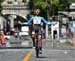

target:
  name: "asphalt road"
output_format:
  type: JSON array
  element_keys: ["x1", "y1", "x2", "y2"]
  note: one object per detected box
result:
[
  {"x1": 30, "y1": 48, "x2": 75, "y2": 61},
  {"x1": 0, "y1": 36, "x2": 75, "y2": 61},
  {"x1": 0, "y1": 49, "x2": 31, "y2": 61},
  {"x1": 0, "y1": 48, "x2": 75, "y2": 61}
]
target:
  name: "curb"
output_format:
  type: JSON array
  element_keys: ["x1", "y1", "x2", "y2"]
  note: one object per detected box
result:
[{"x1": 0, "y1": 47, "x2": 33, "y2": 49}]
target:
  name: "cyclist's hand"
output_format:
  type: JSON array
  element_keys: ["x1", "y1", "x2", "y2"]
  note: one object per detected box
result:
[
  {"x1": 47, "y1": 22, "x2": 51, "y2": 25},
  {"x1": 47, "y1": 22, "x2": 57, "y2": 26},
  {"x1": 22, "y1": 22, "x2": 28, "y2": 25}
]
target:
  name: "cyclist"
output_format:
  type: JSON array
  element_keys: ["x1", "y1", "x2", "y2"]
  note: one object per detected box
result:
[{"x1": 23, "y1": 8, "x2": 50, "y2": 53}]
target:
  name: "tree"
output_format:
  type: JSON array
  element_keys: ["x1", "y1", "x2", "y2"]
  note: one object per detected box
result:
[
  {"x1": 51, "y1": 0, "x2": 60, "y2": 15},
  {"x1": 29, "y1": 0, "x2": 75, "y2": 18},
  {"x1": 33, "y1": 0, "x2": 48, "y2": 19},
  {"x1": 68, "y1": 0, "x2": 75, "y2": 3},
  {"x1": 59, "y1": 0, "x2": 75, "y2": 11},
  {"x1": 33, "y1": 0, "x2": 60, "y2": 19},
  {"x1": 29, "y1": 0, "x2": 34, "y2": 9},
  {"x1": 34, "y1": 0, "x2": 48, "y2": 10},
  {"x1": 50, "y1": 0, "x2": 75, "y2": 15}
]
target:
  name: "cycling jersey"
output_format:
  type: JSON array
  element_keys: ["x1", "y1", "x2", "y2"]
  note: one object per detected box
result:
[
  {"x1": 23, "y1": 16, "x2": 51, "y2": 25},
  {"x1": 28, "y1": 16, "x2": 49, "y2": 24}
]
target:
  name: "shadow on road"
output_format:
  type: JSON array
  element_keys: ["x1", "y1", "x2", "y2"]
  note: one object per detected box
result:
[{"x1": 35, "y1": 56, "x2": 46, "y2": 58}]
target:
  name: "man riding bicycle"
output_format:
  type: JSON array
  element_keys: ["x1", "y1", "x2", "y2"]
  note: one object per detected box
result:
[{"x1": 23, "y1": 8, "x2": 50, "y2": 53}]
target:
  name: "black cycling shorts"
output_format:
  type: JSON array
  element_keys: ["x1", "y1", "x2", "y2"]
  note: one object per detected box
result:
[{"x1": 32, "y1": 25, "x2": 42, "y2": 35}]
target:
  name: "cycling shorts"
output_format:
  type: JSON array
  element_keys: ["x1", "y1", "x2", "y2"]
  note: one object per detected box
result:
[{"x1": 32, "y1": 24, "x2": 42, "y2": 35}]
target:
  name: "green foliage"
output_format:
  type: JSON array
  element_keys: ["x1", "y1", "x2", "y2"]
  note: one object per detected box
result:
[
  {"x1": 15, "y1": 16, "x2": 27, "y2": 26},
  {"x1": 68, "y1": 0, "x2": 75, "y2": 3},
  {"x1": 31, "y1": 0, "x2": 75, "y2": 16},
  {"x1": 58, "y1": 0, "x2": 75, "y2": 11},
  {"x1": 52, "y1": 0, "x2": 60, "y2": 7},
  {"x1": 34, "y1": 0, "x2": 48, "y2": 10}
]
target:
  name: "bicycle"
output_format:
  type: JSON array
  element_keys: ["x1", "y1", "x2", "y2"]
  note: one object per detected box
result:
[{"x1": 35, "y1": 32, "x2": 41, "y2": 58}]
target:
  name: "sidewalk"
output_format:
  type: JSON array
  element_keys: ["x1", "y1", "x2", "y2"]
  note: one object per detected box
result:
[
  {"x1": 0, "y1": 35, "x2": 74, "y2": 49},
  {"x1": 43, "y1": 37, "x2": 74, "y2": 50},
  {"x1": 0, "y1": 35, "x2": 33, "y2": 48}
]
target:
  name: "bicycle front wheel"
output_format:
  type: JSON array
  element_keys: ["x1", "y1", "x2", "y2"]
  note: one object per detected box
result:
[{"x1": 35, "y1": 39, "x2": 39, "y2": 58}]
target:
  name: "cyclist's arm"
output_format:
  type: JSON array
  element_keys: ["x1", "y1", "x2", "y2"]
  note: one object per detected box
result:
[
  {"x1": 23, "y1": 17, "x2": 33, "y2": 25},
  {"x1": 41, "y1": 17, "x2": 52, "y2": 25},
  {"x1": 28, "y1": 17, "x2": 33, "y2": 24}
]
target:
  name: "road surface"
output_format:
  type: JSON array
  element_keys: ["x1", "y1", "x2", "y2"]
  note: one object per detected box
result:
[{"x1": 0, "y1": 48, "x2": 75, "y2": 61}]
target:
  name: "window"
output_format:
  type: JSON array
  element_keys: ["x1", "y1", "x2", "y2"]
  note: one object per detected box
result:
[
  {"x1": 22, "y1": 0, "x2": 26, "y2": 2},
  {"x1": 7, "y1": 1, "x2": 12, "y2": 4},
  {"x1": 15, "y1": 0, "x2": 17, "y2": 2}
]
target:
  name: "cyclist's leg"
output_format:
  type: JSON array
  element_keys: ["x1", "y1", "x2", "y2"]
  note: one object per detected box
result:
[
  {"x1": 38, "y1": 29, "x2": 42, "y2": 52},
  {"x1": 38, "y1": 35, "x2": 42, "y2": 48},
  {"x1": 31, "y1": 31, "x2": 35, "y2": 48},
  {"x1": 38, "y1": 34, "x2": 42, "y2": 54}
]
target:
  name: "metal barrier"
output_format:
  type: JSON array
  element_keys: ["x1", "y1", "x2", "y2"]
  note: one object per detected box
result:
[{"x1": 46, "y1": 21, "x2": 74, "y2": 49}]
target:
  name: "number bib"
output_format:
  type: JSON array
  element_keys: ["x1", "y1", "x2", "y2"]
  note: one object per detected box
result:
[{"x1": 33, "y1": 18, "x2": 41, "y2": 24}]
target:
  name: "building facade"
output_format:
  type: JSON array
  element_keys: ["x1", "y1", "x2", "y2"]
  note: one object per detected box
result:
[{"x1": 0, "y1": 0, "x2": 30, "y2": 33}]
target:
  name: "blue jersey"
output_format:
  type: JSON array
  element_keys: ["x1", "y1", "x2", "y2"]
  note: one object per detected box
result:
[{"x1": 23, "y1": 16, "x2": 51, "y2": 25}]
